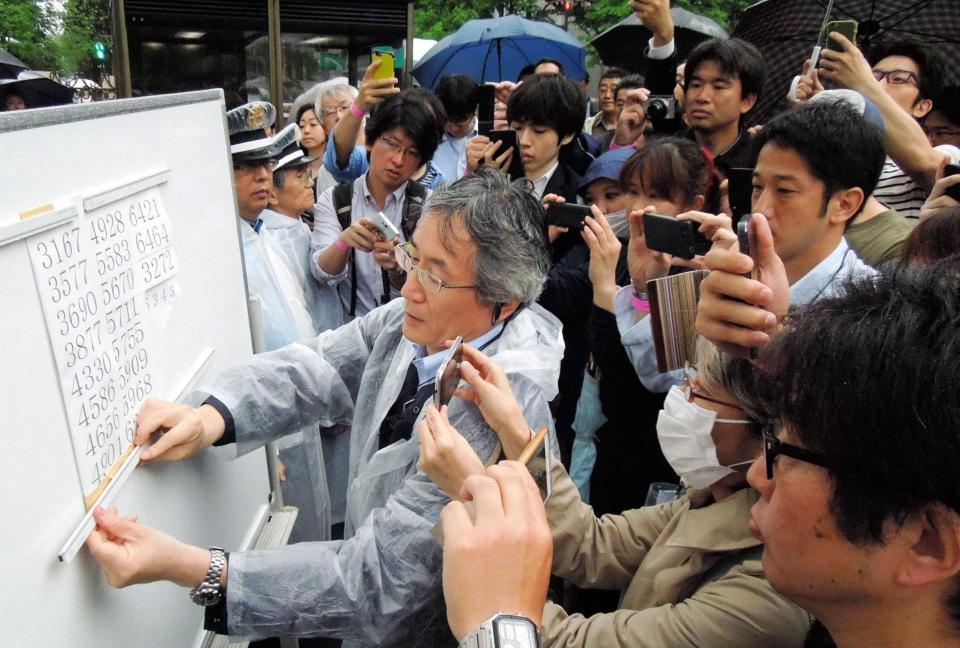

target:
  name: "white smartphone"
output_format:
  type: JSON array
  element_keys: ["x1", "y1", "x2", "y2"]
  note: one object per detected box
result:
[{"x1": 370, "y1": 211, "x2": 400, "y2": 241}]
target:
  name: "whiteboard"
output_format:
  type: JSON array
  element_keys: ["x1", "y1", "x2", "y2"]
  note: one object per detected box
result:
[{"x1": 0, "y1": 91, "x2": 271, "y2": 647}]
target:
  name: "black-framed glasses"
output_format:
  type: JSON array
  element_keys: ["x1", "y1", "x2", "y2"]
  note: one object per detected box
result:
[
  {"x1": 872, "y1": 69, "x2": 919, "y2": 86},
  {"x1": 762, "y1": 423, "x2": 828, "y2": 480}
]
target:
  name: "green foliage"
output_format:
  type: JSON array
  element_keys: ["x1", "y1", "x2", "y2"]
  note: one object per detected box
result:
[
  {"x1": 57, "y1": 0, "x2": 111, "y2": 78},
  {"x1": 415, "y1": 0, "x2": 551, "y2": 40},
  {"x1": 0, "y1": 0, "x2": 110, "y2": 77},
  {"x1": 0, "y1": 0, "x2": 59, "y2": 70}
]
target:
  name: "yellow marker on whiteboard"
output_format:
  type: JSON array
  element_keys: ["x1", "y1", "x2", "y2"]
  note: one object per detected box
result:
[{"x1": 19, "y1": 203, "x2": 55, "y2": 220}]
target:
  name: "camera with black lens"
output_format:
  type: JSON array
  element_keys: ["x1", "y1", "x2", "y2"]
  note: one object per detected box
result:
[{"x1": 646, "y1": 95, "x2": 677, "y2": 123}]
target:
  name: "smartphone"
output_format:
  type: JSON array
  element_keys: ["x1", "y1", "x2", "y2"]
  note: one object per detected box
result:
[
  {"x1": 526, "y1": 430, "x2": 553, "y2": 502},
  {"x1": 546, "y1": 203, "x2": 591, "y2": 230},
  {"x1": 488, "y1": 129, "x2": 526, "y2": 180},
  {"x1": 372, "y1": 48, "x2": 395, "y2": 80},
  {"x1": 369, "y1": 211, "x2": 400, "y2": 241},
  {"x1": 434, "y1": 336, "x2": 464, "y2": 409},
  {"x1": 643, "y1": 213, "x2": 711, "y2": 260},
  {"x1": 945, "y1": 164, "x2": 960, "y2": 202},
  {"x1": 727, "y1": 167, "x2": 754, "y2": 227},
  {"x1": 477, "y1": 84, "x2": 496, "y2": 136},
  {"x1": 826, "y1": 19, "x2": 858, "y2": 51}
]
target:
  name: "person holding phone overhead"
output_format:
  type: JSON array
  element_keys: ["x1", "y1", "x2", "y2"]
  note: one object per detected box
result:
[
  {"x1": 418, "y1": 341, "x2": 811, "y2": 647},
  {"x1": 85, "y1": 171, "x2": 564, "y2": 647}
]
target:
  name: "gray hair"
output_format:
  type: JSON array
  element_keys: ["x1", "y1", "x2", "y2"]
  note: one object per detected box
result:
[
  {"x1": 421, "y1": 169, "x2": 550, "y2": 306},
  {"x1": 693, "y1": 336, "x2": 767, "y2": 430},
  {"x1": 315, "y1": 81, "x2": 358, "y2": 113},
  {"x1": 272, "y1": 168, "x2": 287, "y2": 191}
]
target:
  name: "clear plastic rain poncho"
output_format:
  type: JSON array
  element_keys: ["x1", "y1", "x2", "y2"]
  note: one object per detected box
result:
[
  {"x1": 258, "y1": 209, "x2": 349, "y2": 526},
  {"x1": 238, "y1": 221, "x2": 332, "y2": 542},
  {"x1": 193, "y1": 298, "x2": 563, "y2": 646}
]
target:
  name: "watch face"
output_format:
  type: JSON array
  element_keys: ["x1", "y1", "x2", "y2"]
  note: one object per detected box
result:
[{"x1": 493, "y1": 616, "x2": 538, "y2": 648}]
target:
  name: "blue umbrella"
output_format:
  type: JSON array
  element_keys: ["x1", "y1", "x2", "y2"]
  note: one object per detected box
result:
[{"x1": 412, "y1": 15, "x2": 587, "y2": 89}]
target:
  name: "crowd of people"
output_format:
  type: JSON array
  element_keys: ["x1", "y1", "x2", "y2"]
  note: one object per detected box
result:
[{"x1": 84, "y1": 0, "x2": 960, "y2": 646}]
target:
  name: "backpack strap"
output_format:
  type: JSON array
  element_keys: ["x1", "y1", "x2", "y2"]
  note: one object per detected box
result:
[
  {"x1": 401, "y1": 179, "x2": 427, "y2": 239},
  {"x1": 332, "y1": 181, "x2": 360, "y2": 317}
]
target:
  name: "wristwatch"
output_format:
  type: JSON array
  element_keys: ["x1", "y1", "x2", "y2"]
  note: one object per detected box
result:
[
  {"x1": 459, "y1": 613, "x2": 541, "y2": 648},
  {"x1": 189, "y1": 547, "x2": 226, "y2": 606}
]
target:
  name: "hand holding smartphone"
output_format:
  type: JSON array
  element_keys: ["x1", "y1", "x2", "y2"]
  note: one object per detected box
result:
[
  {"x1": 368, "y1": 211, "x2": 400, "y2": 242},
  {"x1": 643, "y1": 213, "x2": 711, "y2": 260},
  {"x1": 546, "y1": 203, "x2": 591, "y2": 230},
  {"x1": 372, "y1": 47, "x2": 396, "y2": 80},
  {"x1": 488, "y1": 129, "x2": 525, "y2": 179},
  {"x1": 825, "y1": 19, "x2": 858, "y2": 52},
  {"x1": 435, "y1": 336, "x2": 464, "y2": 409}
]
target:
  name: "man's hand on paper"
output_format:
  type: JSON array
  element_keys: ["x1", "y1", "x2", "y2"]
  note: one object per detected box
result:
[
  {"x1": 135, "y1": 399, "x2": 225, "y2": 462},
  {"x1": 86, "y1": 506, "x2": 212, "y2": 589}
]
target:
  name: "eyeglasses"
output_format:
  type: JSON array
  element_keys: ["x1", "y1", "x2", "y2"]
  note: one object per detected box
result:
[
  {"x1": 762, "y1": 422, "x2": 828, "y2": 480},
  {"x1": 232, "y1": 159, "x2": 276, "y2": 173},
  {"x1": 681, "y1": 375, "x2": 741, "y2": 410},
  {"x1": 680, "y1": 374, "x2": 755, "y2": 426},
  {"x1": 320, "y1": 102, "x2": 352, "y2": 117},
  {"x1": 394, "y1": 242, "x2": 476, "y2": 295},
  {"x1": 289, "y1": 166, "x2": 314, "y2": 185},
  {"x1": 924, "y1": 127, "x2": 960, "y2": 139},
  {"x1": 377, "y1": 136, "x2": 421, "y2": 162},
  {"x1": 872, "y1": 69, "x2": 919, "y2": 86}
]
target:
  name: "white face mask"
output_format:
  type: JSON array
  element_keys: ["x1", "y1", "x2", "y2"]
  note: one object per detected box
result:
[
  {"x1": 656, "y1": 385, "x2": 754, "y2": 490},
  {"x1": 604, "y1": 208, "x2": 629, "y2": 238}
]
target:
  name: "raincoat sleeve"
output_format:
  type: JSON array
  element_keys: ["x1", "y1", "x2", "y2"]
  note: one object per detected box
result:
[
  {"x1": 195, "y1": 305, "x2": 395, "y2": 457},
  {"x1": 309, "y1": 187, "x2": 350, "y2": 285},
  {"x1": 540, "y1": 562, "x2": 811, "y2": 648},
  {"x1": 546, "y1": 461, "x2": 678, "y2": 591},
  {"x1": 612, "y1": 286, "x2": 682, "y2": 393},
  {"x1": 222, "y1": 367, "x2": 557, "y2": 642}
]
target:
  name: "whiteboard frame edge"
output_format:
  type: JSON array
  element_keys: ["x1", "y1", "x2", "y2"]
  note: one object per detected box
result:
[
  {"x1": 0, "y1": 89, "x2": 226, "y2": 135},
  {"x1": 0, "y1": 205, "x2": 81, "y2": 249}
]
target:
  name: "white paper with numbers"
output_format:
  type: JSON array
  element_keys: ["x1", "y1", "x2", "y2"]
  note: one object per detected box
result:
[{"x1": 27, "y1": 187, "x2": 179, "y2": 500}]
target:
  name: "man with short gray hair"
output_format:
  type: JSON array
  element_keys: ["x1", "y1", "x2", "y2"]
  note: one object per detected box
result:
[{"x1": 86, "y1": 170, "x2": 564, "y2": 647}]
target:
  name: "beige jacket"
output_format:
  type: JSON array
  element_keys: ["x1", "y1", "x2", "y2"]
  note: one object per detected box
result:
[{"x1": 541, "y1": 463, "x2": 811, "y2": 647}]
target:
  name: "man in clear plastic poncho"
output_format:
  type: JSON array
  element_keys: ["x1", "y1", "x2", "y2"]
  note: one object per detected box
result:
[{"x1": 85, "y1": 169, "x2": 564, "y2": 647}]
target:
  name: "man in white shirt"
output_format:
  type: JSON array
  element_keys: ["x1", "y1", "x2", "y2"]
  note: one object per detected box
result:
[
  {"x1": 433, "y1": 74, "x2": 479, "y2": 181},
  {"x1": 622, "y1": 101, "x2": 882, "y2": 391}
]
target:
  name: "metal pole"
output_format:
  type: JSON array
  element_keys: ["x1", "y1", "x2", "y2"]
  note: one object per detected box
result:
[
  {"x1": 404, "y1": 2, "x2": 414, "y2": 89},
  {"x1": 267, "y1": 0, "x2": 284, "y2": 126},
  {"x1": 111, "y1": 0, "x2": 132, "y2": 98}
]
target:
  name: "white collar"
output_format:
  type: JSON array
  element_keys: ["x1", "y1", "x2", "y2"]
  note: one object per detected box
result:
[
  {"x1": 790, "y1": 238, "x2": 870, "y2": 305},
  {"x1": 412, "y1": 323, "x2": 505, "y2": 385},
  {"x1": 531, "y1": 161, "x2": 560, "y2": 200}
]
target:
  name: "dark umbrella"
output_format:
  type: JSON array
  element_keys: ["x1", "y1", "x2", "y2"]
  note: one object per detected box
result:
[
  {"x1": 0, "y1": 48, "x2": 28, "y2": 79},
  {"x1": 734, "y1": 0, "x2": 960, "y2": 125},
  {"x1": 591, "y1": 8, "x2": 727, "y2": 75},
  {"x1": 412, "y1": 15, "x2": 586, "y2": 89},
  {"x1": 0, "y1": 74, "x2": 74, "y2": 109}
]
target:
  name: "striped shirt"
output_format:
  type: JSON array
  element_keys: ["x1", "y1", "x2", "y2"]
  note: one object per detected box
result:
[{"x1": 874, "y1": 145, "x2": 960, "y2": 219}]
